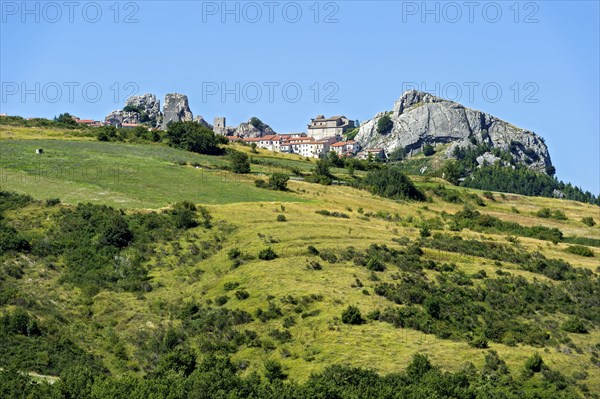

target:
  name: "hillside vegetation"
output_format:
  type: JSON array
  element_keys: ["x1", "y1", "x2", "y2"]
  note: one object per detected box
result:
[{"x1": 1, "y1": 125, "x2": 599, "y2": 398}]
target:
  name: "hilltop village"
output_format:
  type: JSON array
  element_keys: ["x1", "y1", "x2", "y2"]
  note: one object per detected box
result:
[{"x1": 72, "y1": 93, "x2": 387, "y2": 160}]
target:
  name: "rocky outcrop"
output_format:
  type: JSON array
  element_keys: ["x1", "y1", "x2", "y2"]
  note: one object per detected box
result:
[
  {"x1": 229, "y1": 118, "x2": 276, "y2": 137},
  {"x1": 161, "y1": 93, "x2": 193, "y2": 129},
  {"x1": 194, "y1": 116, "x2": 212, "y2": 129},
  {"x1": 355, "y1": 90, "x2": 552, "y2": 173},
  {"x1": 104, "y1": 110, "x2": 140, "y2": 127},
  {"x1": 126, "y1": 93, "x2": 161, "y2": 126}
]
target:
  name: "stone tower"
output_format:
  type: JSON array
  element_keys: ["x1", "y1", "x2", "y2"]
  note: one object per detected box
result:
[{"x1": 214, "y1": 117, "x2": 226, "y2": 135}]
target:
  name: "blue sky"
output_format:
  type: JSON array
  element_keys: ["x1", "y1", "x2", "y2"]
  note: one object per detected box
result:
[{"x1": 1, "y1": 1, "x2": 599, "y2": 193}]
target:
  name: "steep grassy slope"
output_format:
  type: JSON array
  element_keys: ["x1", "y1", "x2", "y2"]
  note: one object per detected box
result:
[{"x1": 1, "y1": 126, "x2": 599, "y2": 396}]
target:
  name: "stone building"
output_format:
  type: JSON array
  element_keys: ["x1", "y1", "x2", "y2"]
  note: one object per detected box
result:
[
  {"x1": 308, "y1": 115, "x2": 355, "y2": 139},
  {"x1": 213, "y1": 117, "x2": 227, "y2": 135}
]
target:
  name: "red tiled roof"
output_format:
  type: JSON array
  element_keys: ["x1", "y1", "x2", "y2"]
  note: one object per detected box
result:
[{"x1": 330, "y1": 142, "x2": 346, "y2": 147}]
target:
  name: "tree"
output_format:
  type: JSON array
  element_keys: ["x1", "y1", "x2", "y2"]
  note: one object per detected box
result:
[
  {"x1": 267, "y1": 173, "x2": 289, "y2": 191},
  {"x1": 229, "y1": 150, "x2": 250, "y2": 174},
  {"x1": 376, "y1": 114, "x2": 393, "y2": 134},
  {"x1": 441, "y1": 160, "x2": 461, "y2": 185},
  {"x1": 55, "y1": 113, "x2": 78, "y2": 127},
  {"x1": 341, "y1": 305, "x2": 364, "y2": 325},
  {"x1": 327, "y1": 151, "x2": 344, "y2": 168},
  {"x1": 165, "y1": 121, "x2": 221, "y2": 155},
  {"x1": 388, "y1": 146, "x2": 406, "y2": 162}
]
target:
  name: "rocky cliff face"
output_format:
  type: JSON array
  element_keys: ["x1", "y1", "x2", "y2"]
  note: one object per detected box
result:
[
  {"x1": 104, "y1": 110, "x2": 140, "y2": 126},
  {"x1": 228, "y1": 118, "x2": 276, "y2": 137},
  {"x1": 126, "y1": 94, "x2": 161, "y2": 126},
  {"x1": 162, "y1": 93, "x2": 193, "y2": 129},
  {"x1": 355, "y1": 90, "x2": 552, "y2": 173}
]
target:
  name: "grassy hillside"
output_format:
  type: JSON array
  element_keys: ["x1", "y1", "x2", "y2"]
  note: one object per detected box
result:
[{"x1": 1, "y1": 125, "x2": 599, "y2": 397}]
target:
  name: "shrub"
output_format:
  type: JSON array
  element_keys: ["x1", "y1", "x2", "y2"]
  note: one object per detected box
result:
[
  {"x1": 581, "y1": 217, "x2": 596, "y2": 227},
  {"x1": 422, "y1": 144, "x2": 435, "y2": 156},
  {"x1": 171, "y1": 202, "x2": 198, "y2": 229},
  {"x1": 258, "y1": 247, "x2": 278, "y2": 260},
  {"x1": 235, "y1": 290, "x2": 250, "y2": 300},
  {"x1": 468, "y1": 334, "x2": 489, "y2": 349},
  {"x1": 524, "y1": 353, "x2": 544, "y2": 373},
  {"x1": 362, "y1": 167, "x2": 425, "y2": 201},
  {"x1": 45, "y1": 198, "x2": 61, "y2": 207},
  {"x1": 307, "y1": 245, "x2": 319, "y2": 255},
  {"x1": 228, "y1": 248, "x2": 241, "y2": 260},
  {"x1": 264, "y1": 360, "x2": 287, "y2": 381},
  {"x1": 388, "y1": 147, "x2": 406, "y2": 162},
  {"x1": 198, "y1": 206, "x2": 213, "y2": 228},
  {"x1": 561, "y1": 317, "x2": 588, "y2": 333},
  {"x1": 255, "y1": 179, "x2": 266, "y2": 188},
  {"x1": 276, "y1": 214, "x2": 287, "y2": 222},
  {"x1": 223, "y1": 282, "x2": 240, "y2": 291},
  {"x1": 535, "y1": 208, "x2": 566, "y2": 220},
  {"x1": 215, "y1": 295, "x2": 229, "y2": 306},
  {"x1": 376, "y1": 114, "x2": 393, "y2": 134},
  {"x1": 419, "y1": 226, "x2": 431, "y2": 238},
  {"x1": 366, "y1": 257, "x2": 386, "y2": 272},
  {"x1": 565, "y1": 245, "x2": 594, "y2": 257},
  {"x1": 341, "y1": 305, "x2": 364, "y2": 325},
  {"x1": 267, "y1": 173, "x2": 289, "y2": 191},
  {"x1": 229, "y1": 150, "x2": 251, "y2": 174},
  {"x1": 165, "y1": 121, "x2": 221, "y2": 155},
  {"x1": 310, "y1": 159, "x2": 333, "y2": 185},
  {"x1": 306, "y1": 260, "x2": 322, "y2": 270}
]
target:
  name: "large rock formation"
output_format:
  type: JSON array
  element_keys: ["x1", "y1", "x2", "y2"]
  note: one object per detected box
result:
[
  {"x1": 161, "y1": 93, "x2": 193, "y2": 129},
  {"x1": 126, "y1": 93, "x2": 161, "y2": 126},
  {"x1": 355, "y1": 90, "x2": 552, "y2": 173},
  {"x1": 194, "y1": 116, "x2": 212, "y2": 129},
  {"x1": 229, "y1": 117, "x2": 276, "y2": 137},
  {"x1": 104, "y1": 110, "x2": 140, "y2": 127}
]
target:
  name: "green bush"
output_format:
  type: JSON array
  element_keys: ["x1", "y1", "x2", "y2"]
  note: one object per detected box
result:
[
  {"x1": 264, "y1": 360, "x2": 287, "y2": 381},
  {"x1": 267, "y1": 173, "x2": 289, "y2": 191},
  {"x1": 561, "y1": 317, "x2": 588, "y2": 333},
  {"x1": 165, "y1": 121, "x2": 222, "y2": 155},
  {"x1": 376, "y1": 114, "x2": 393, "y2": 134},
  {"x1": 45, "y1": 198, "x2": 61, "y2": 207},
  {"x1": 235, "y1": 290, "x2": 250, "y2": 300},
  {"x1": 362, "y1": 166, "x2": 425, "y2": 201},
  {"x1": 524, "y1": 353, "x2": 544, "y2": 373},
  {"x1": 276, "y1": 214, "x2": 287, "y2": 222},
  {"x1": 581, "y1": 216, "x2": 596, "y2": 227},
  {"x1": 468, "y1": 334, "x2": 489, "y2": 349},
  {"x1": 258, "y1": 247, "x2": 278, "y2": 260},
  {"x1": 565, "y1": 245, "x2": 594, "y2": 257},
  {"x1": 422, "y1": 144, "x2": 435, "y2": 156},
  {"x1": 341, "y1": 305, "x2": 364, "y2": 325},
  {"x1": 366, "y1": 257, "x2": 386, "y2": 272},
  {"x1": 214, "y1": 295, "x2": 229, "y2": 306},
  {"x1": 228, "y1": 150, "x2": 251, "y2": 174},
  {"x1": 171, "y1": 202, "x2": 198, "y2": 229}
]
